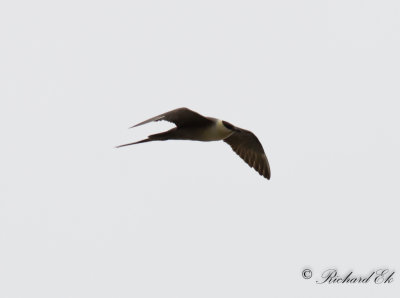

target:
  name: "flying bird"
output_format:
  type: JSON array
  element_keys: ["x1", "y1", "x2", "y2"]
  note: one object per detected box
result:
[{"x1": 117, "y1": 108, "x2": 271, "y2": 179}]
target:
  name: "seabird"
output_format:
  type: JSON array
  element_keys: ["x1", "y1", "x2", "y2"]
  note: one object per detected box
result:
[{"x1": 117, "y1": 107, "x2": 271, "y2": 179}]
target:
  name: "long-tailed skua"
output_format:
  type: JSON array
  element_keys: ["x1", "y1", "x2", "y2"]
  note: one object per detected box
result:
[{"x1": 117, "y1": 107, "x2": 271, "y2": 179}]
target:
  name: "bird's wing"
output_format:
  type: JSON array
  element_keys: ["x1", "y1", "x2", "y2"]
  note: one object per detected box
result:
[
  {"x1": 131, "y1": 107, "x2": 213, "y2": 128},
  {"x1": 223, "y1": 129, "x2": 271, "y2": 179}
]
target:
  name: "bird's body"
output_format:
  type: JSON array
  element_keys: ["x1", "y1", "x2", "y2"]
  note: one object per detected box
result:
[
  {"x1": 184, "y1": 118, "x2": 234, "y2": 141},
  {"x1": 117, "y1": 107, "x2": 271, "y2": 179}
]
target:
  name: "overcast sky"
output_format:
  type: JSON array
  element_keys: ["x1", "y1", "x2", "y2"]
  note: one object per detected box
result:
[{"x1": 1, "y1": 1, "x2": 399, "y2": 297}]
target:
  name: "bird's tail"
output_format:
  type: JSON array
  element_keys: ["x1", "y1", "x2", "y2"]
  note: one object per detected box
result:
[
  {"x1": 115, "y1": 138, "x2": 152, "y2": 148},
  {"x1": 115, "y1": 130, "x2": 173, "y2": 148}
]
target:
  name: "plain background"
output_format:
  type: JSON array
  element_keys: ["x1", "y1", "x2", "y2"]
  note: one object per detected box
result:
[{"x1": 1, "y1": 0, "x2": 399, "y2": 297}]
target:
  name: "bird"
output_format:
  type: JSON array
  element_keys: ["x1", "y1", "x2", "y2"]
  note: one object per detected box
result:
[{"x1": 117, "y1": 107, "x2": 271, "y2": 179}]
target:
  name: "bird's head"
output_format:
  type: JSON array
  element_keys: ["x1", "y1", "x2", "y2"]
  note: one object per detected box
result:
[{"x1": 222, "y1": 120, "x2": 241, "y2": 132}]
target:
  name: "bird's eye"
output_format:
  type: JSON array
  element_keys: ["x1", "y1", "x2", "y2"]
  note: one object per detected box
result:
[{"x1": 222, "y1": 121, "x2": 234, "y2": 130}]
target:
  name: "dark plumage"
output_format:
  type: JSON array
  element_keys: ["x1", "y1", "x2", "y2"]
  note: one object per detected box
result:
[{"x1": 117, "y1": 107, "x2": 271, "y2": 179}]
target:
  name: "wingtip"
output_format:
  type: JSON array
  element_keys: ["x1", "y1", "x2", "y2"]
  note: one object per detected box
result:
[
  {"x1": 261, "y1": 169, "x2": 271, "y2": 180},
  {"x1": 262, "y1": 172, "x2": 271, "y2": 180}
]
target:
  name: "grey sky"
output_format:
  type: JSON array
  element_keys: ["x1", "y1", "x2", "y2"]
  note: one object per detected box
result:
[{"x1": 1, "y1": 1, "x2": 399, "y2": 297}]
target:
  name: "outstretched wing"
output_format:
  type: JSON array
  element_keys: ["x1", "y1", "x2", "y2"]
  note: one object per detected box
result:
[
  {"x1": 224, "y1": 129, "x2": 271, "y2": 179},
  {"x1": 131, "y1": 107, "x2": 213, "y2": 128}
]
